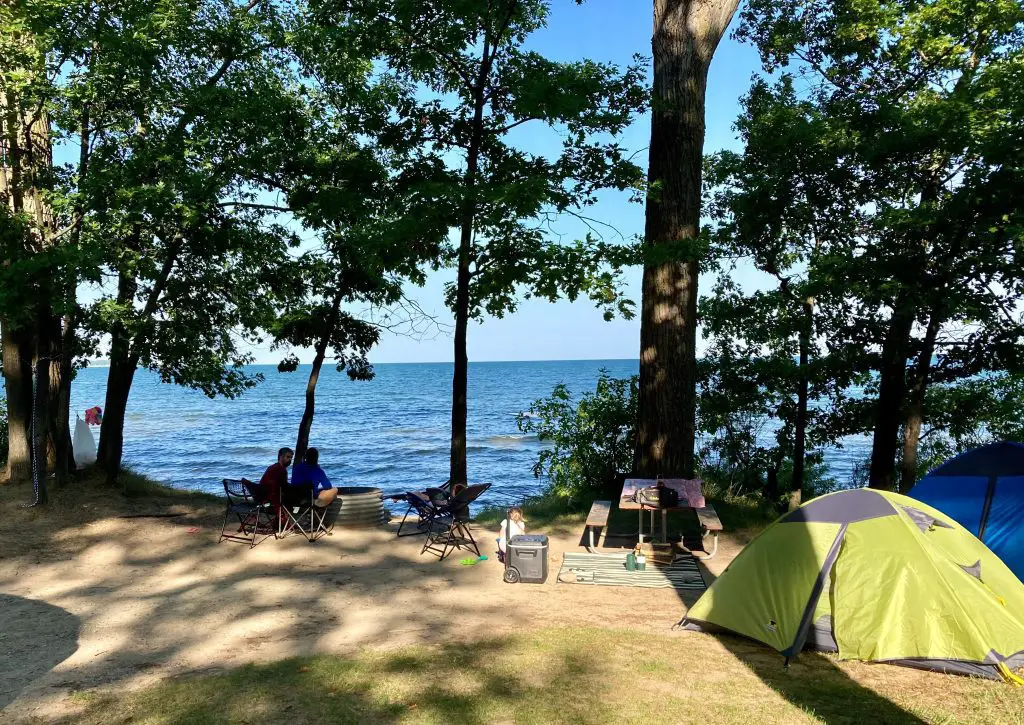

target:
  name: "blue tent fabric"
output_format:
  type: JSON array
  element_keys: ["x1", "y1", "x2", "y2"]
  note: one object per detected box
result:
[
  {"x1": 908, "y1": 475, "x2": 988, "y2": 536},
  {"x1": 985, "y1": 477, "x2": 1024, "y2": 578},
  {"x1": 910, "y1": 442, "x2": 1024, "y2": 581}
]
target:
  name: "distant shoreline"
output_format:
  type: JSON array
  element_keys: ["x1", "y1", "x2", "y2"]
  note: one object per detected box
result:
[{"x1": 84, "y1": 357, "x2": 642, "y2": 368}]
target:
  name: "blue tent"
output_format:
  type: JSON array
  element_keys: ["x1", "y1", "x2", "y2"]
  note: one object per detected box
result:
[{"x1": 909, "y1": 441, "x2": 1024, "y2": 581}]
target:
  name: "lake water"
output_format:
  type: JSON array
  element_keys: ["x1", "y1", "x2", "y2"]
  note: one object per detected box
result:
[{"x1": 69, "y1": 360, "x2": 870, "y2": 507}]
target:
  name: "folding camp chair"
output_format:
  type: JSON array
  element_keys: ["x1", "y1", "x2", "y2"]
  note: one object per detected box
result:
[
  {"x1": 219, "y1": 478, "x2": 276, "y2": 548},
  {"x1": 421, "y1": 483, "x2": 491, "y2": 560},
  {"x1": 279, "y1": 485, "x2": 341, "y2": 543},
  {"x1": 396, "y1": 480, "x2": 452, "y2": 537}
]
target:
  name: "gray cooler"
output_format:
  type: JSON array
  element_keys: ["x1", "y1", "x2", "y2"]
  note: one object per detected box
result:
[{"x1": 505, "y1": 534, "x2": 549, "y2": 584}]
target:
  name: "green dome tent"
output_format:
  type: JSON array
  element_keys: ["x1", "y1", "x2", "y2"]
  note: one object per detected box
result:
[{"x1": 682, "y1": 489, "x2": 1024, "y2": 682}]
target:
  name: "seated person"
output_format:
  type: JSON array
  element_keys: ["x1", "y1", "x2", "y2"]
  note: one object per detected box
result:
[
  {"x1": 289, "y1": 447, "x2": 339, "y2": 507},
  {"x1": 496, "y1": 506, "x2": 526, "y2": 563},
  {"x1": 254, "y1": 446, "x2": 293, "y2": 505}
]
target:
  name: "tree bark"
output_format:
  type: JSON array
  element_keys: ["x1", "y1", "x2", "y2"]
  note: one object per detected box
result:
[
  {"x1": 295, "y1": 288, "x2": 345, "y2": 462},
  {"x1": 97, "y1": 352, "x2": 137, "y2": 486},
  {"x1": 50, "y1": 313, "x2": 76, "y2": 484},
  {"x1": 31, "y1": 309, "x2": 53, "y2": 503},
  {"x1": 448, "y1": 34, "x2": 493, "y2": 488},
  {"x1": 2, "y1": 322, "x2": 34, "y2": 481},
  {"x1": 636, "y1": 0, "x2": 740, "y2": 478},
  {"x1": 900, "y1": 306, "x2": 942, "y2": 492},
  {"x1": 868, "y1": 303, "x2": 915, "y2": 489},
  {"x1": 790, "y1": 297, "x2": 813, "y2": 510},
  {"x1": 97, "y1": 266, "x2": 140, "y2": 483}
]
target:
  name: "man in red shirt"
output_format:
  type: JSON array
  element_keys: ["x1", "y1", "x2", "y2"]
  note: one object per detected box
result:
[{"x1": 258, "y1": 447, "x2": 293, "y2": 508}]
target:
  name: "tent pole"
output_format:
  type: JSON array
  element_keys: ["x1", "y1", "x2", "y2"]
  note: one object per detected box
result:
[{"x1": 977, "y1": 475, "x2": 997, "y2": 541}]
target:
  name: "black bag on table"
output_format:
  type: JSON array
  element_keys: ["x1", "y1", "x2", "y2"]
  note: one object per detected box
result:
[{"x1": 632, "y1": 485, "x2": 679, "y2": 508}]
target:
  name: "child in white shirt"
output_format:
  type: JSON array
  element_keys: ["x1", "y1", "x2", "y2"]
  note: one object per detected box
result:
[{"x1": 496, "y1": 506, "x2": 526, "y2": 563}]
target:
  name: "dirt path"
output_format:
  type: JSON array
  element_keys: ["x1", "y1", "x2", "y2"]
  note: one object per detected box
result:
[{"x1": 0, "y1": 485, "x2": 743, "y2": 723}]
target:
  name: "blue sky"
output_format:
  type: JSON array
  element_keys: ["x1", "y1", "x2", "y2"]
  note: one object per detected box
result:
[
  {"x1": 320, "y1": 1, "x2": 766, "y2": 366},
  {"x1": 69, "y1": 1, "x2": 766, "y2": 366}
]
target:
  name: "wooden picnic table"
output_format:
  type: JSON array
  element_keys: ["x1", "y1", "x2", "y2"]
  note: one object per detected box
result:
[{"x1": 619, "y1": 479, "x2": 722, "y2": 555}]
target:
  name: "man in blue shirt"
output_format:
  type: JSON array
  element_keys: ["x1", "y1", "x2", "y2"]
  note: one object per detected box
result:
[{"x1": 290, "y1": 447, "x2": 339, "y2": 507}]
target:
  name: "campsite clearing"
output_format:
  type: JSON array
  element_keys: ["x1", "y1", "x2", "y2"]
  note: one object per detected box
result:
[{"x1": 0, "y1": 482, "x2": 1022, "y2": 724}]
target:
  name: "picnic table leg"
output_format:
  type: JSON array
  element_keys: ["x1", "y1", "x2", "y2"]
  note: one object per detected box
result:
[{"x1": 693, "y1": 530, "x2": 719, "y2": 560}]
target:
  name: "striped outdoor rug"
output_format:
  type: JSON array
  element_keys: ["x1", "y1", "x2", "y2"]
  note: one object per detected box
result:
[{"x1": 558, "y1": 551, "x2": 706, "y2": 591}]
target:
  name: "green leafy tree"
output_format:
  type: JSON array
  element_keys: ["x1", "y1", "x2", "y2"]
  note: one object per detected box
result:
[
  {"x1": 261, "y1": 15, "x2": 452, "y2": 462},
  {"x1": 722, "y1": 0, "x2": 1024, "y2": 491},
  {"x1": 70, "y1": 0, "x2": 310, "y2": 483},
  {"x1": 517, "y1": 371, "x2": 638, "y2": 501},
  {"x1": 326, "y1": 0, "x2": 648, "y2": 486}
]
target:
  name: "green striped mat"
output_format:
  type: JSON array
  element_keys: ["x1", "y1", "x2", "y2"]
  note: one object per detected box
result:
[{"x1": 558, "y1": 551, "x2": 706, "y2": 591}]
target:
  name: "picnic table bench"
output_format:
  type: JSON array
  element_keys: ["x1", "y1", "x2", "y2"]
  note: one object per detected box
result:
[
  {"x1": 695, "y1": 505, "x2": 723, "y2": 558},
  {"x1": 584, "y1": 499, "x2": 612, "y2": 552},
  {"x1": 583, "y1": 488, "x2": 723, "y2": 559}
]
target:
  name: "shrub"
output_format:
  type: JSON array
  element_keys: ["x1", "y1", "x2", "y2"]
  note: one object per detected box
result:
[{"x1": 517, "y1": 371, "x2": 638, "y2": 502}]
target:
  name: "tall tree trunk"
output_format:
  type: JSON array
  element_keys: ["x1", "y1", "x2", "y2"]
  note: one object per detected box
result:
[
  {"x1": 790, "y1": 297, "x2": 814, "y2": 510},
  {"x1": 900, "y1": 307, "x2": 942, "y2": 492},
  {"x1": 295, "y1": 289, "x2": 344, "y2": 462},
  {"x1": 45, "y1": 318, "x2": 61, "y2": 472},
  {"x1": 50, "y1": 313, "x2": 76, "y2": 484},
  {"x1": 97, "y1": 266, "x2": 140, "y2": 484},
  {"x1": 51, "y1": 99, "x2": 90, "y2": 485},
  {"x1": 31, "y1": 309, "x2": 52, "y2": 503},
  {"x1": 449, "y1": 229, "x2": 472, "y2": 487},
  {"x1": 97, "y1": 352, "x2": 137, "y2": 486},
  {"x1": 448, "y1": 39, "x2": 492, "y2": 489},
  {"x1": 868, "y1": 304, "x2": 915, "y2": 489},
  {"x1": 2, "y1": 322, "x2": 34, "y2": 481},
  {"x1": 636, "y1": 0, "x2": 740, "y2": 478}
]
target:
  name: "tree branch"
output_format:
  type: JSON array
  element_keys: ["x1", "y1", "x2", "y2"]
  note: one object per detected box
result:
[{"x1": 218, "y1": 201, "x2": 292, "y2": 213}]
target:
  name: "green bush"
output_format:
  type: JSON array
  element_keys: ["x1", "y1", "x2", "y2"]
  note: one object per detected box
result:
[{"x1": 517, "y1": 371, "x2": 638, "y2": 502}]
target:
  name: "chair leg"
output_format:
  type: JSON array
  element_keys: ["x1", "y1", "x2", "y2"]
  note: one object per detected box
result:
[
  {"x1": 457, "y1": 521, "x2": 480, "y2": 557},
  {"x1": 218, "y1": 506, "x2": 231, "y2": 544},
  {"x1": 397, "y1": 504, "x2": 425, "y2": 537}
]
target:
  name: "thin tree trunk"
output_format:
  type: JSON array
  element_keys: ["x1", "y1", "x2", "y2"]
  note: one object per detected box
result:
[
  {"x1": 52, "y1": 97, "x2": 91, "y2": 484},
  {"x1": 900, "y1": 307, "x2": 942, "y2": 492},
  {"x1": 2, "y1": 322, "x2": 34, "y2": 481},
  {"x1": 868, "y1": 304, "x2": 915, "y2": 489},
  {"x1": 295, "y1": 289, "x2": 345, "y2": 462},
  {"x1": 448, "y1": 37, "x2": 492, "y2": 489},
  {"x1": 449, "y1": 231, "x2": 472, "y2": 487},
  {"x1": 790, "y1": 297, "x2": 813, "y2": 510},
  {"x1": 31, "y1": 309, "x2": 52, "y2": 503},
  {"x1": 46, "y1": 317, "x2": 62, "y2": 472},
  {"x1": 52, "y1": 313, "x2": 76, "y2": 484},
  {"x1": 636, "y1": 0, "x2": 739, "y2": 478}
]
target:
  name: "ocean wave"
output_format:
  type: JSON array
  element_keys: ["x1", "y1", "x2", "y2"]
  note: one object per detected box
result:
[
  {"x1": 483, "y1": 434, "x2": 540, "y2": 447},
  {"x1": 228, "y1": 445, "x2": 277, "y2": 455},
  {"x1": 404, "y1": 446, "x2": 443, "y2": 456}
]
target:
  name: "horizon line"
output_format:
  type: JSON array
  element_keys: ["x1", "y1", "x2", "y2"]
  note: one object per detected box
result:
[{"x1": 84, "y1": 357, "x2": 641, "y2": 367}]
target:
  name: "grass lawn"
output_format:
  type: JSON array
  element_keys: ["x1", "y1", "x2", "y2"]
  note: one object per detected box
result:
[{"x1": 64, "y1": 626, "x2": 1023, "y2": 725}]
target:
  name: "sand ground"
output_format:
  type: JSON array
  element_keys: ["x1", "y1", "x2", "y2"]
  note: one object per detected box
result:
[{"x1": 0, "y1": 485, "x2": 746, "y2": 723}]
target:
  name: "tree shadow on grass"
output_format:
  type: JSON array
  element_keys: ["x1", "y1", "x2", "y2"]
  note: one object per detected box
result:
[
  {"x1": 0, "y1": 594, "x2": 80, "y2": 710},
  {"x1": 718, "y1": 634, "x2": 927, "y2": 724},
  {"x1": 63, "y1": 634, "x2": 612, "y2": 725}
]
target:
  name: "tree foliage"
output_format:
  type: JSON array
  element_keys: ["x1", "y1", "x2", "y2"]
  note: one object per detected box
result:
[
  {"x1": 517, "y1": 371, "x2": 638, "y2": 501},
  {"x1": 702, "y1": 0, "x2": 1024, "y2": 493},
  {"x1": 323, "y1": 0, "x2": 648, "y2": 485}
]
